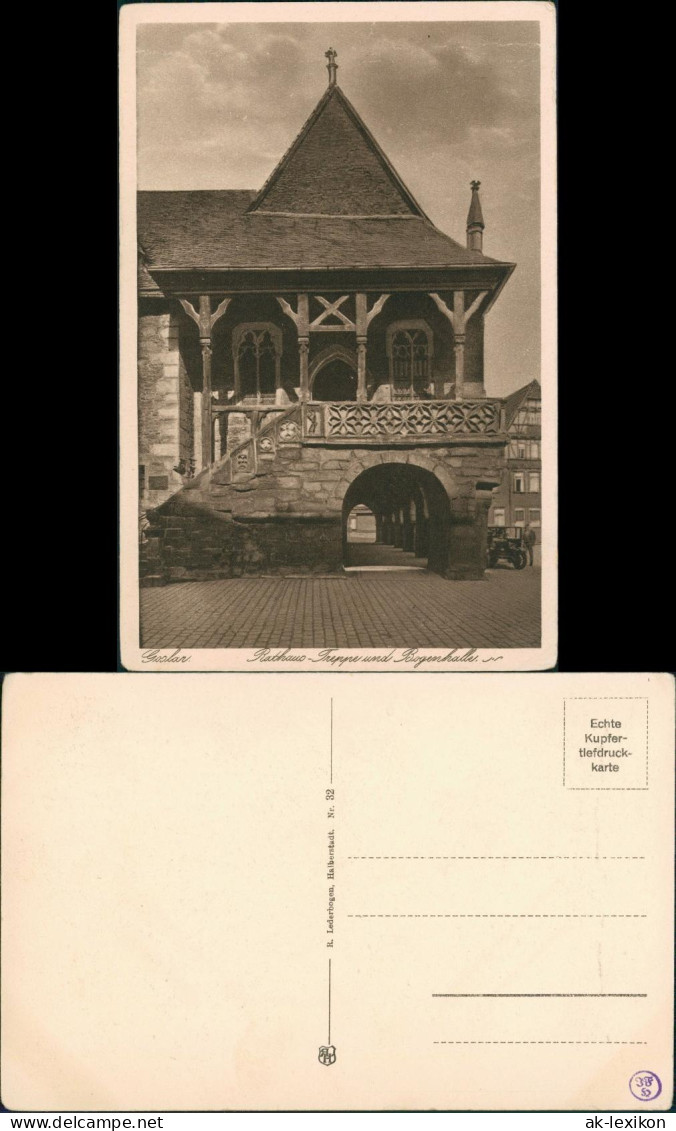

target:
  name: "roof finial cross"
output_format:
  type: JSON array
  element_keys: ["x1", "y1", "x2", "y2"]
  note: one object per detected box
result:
[
  {"x1": 325, "y1": 47, "x2": 338, "y2": 87},
  {"x1": 470, "y1": 180, "x2": 481, "y2": 192}
]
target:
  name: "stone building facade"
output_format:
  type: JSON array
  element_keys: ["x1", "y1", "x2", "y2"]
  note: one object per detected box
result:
[{"x1": 138, "y1": 51, "x2": 518, "y2": 583}]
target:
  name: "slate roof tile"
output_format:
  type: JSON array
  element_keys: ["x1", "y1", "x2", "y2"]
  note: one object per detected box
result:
[
  {"x1": 137, "y1": 82, "x2": 513, "y2": 280},
  {"x1": 248, "y1": 85, "x2": 421, "y2": 217},
  {"x1": 138, "y1": 190, "x2": 504, "y2": 276}
]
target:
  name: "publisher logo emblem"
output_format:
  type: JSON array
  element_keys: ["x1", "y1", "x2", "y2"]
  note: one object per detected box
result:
[
  {"x1": 629, "y1": 1071, "x2": 662, "y2": 1101},
  {"x1": 318, "y1": 1045, "x2": 336, "y2": 1066}
]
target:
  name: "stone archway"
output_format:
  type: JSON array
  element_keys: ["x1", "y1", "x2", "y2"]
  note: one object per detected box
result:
[{"x1": 341, "y1": 462, "x2": 451, "y2": 575}]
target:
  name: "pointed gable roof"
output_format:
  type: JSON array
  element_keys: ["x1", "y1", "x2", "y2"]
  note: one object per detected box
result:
[
  {"x1": 247, "y1": 85, "x2": 428, "y2": 219},
  {"x1": 503, "y1": 380, "x2": 541, "y2": 427},
  {"x1": 138, "y1": 69, "x2": 516, "y2": 282}
]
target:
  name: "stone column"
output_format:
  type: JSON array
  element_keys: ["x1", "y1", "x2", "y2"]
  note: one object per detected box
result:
[
  {"x1": 192, "y1": 390, "x2": 203, "y2": 471},
  {"x1": 275, "y1": 354, "x2": 284, "y2": 405},
  {"x1": 405, "y1": 501, "x2": 416, "y2": 553},
  {"x1": 444, "y1": 490, "x2": 496, "y2": 580},
  {"x1": 415, "y1": 508, "x2": 430, "y2": 558}
]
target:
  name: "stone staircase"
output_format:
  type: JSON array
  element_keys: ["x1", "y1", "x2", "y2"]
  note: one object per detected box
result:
[
  {"x1": 140, "y1": 403, "x2": 341, "y2": 583},
  {"x1": 140, "y1": 398, "x2": 507, "y2": 585}
]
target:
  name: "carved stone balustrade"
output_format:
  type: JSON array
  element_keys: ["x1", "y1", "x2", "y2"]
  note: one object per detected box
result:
[{"x1": 301, "y1": 400, "x2": 505, "y2": 445}]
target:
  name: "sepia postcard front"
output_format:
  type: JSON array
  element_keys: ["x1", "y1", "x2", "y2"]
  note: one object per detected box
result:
[
  {"x1": 2, "y1": 671, "x2": 673, "y2": 1111},
  {"x1": 119, "y1": 1, "x2": 557, "y2": 672}
]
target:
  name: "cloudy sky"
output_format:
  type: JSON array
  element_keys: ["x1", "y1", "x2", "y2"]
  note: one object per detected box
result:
[{"x1": 137, "y1": 19, "x2": 541, "y2": 396}]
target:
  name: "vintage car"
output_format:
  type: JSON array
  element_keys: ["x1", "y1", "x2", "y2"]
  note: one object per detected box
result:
[{"x1": 486, "y1": 526, "x2": 527, "y2": 570}]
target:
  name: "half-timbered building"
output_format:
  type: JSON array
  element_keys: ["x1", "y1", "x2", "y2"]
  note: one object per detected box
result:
[{"x1": 138, "y1": 50, "x2": 517, "y2": 582}]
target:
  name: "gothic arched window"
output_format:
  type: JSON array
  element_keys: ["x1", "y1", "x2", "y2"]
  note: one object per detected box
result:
[
  {"x1": 386, "y1": 321, "x2": 433, "y2": 399},
  {"x1": 233, "y1": 323, "x2": 282, "y2": 403}
]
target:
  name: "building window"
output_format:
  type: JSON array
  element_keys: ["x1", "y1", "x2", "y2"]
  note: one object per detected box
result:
[
  {"x1": 529, "y1": 508, "x2": 541, "y2": 526},
  {"x1": 386, "y1": 320, "x2": 433, "y2": 399},
  {"x1": 524, "y1": 399, "x2": 541, "y2": 426},
  {"x1": 492, "y1": 508, "x2": 506, "y2": 526},
  {"x1": 233, "y1": 323, "x2": 282, "y2": 403},
  {"x1": 514, "y1": 508, "x2": 525, "y2": 526},
  {"x1": 513, "y1": 401, "x2": 541, "y2": 435},
  {"x1": 509, "y1": 440, "x2": 527, "y2": 459},
  {"x1": 529, "y1": 472, "x2": 540, "y2": 493},
  {"x1": 139, "y1": 465, "x2": 145, "y2": 494},
  {"x1": 529, "y1": 441, "x2": 540, "y2": 459},
  {"x1": 238, "y1": 330, "x2": 276, "y2": 400},
  {"x1": 513, "y1": 472, "x2": 525, "y2": 493}
]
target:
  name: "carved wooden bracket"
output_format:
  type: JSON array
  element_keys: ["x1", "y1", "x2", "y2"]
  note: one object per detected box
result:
[
  {"x1": 177, "y1": 294, "x2": 232, "y2": 470},
  {"x1": 275, "y1": 294, "x2": 310, "y2": 337},
  {"x1": 428, "y1": 291, "x2": 487, "y2": 332},
  {"x1": 365, "y1": 293, "x2": 390, "y2": 327},
  {"x1": 275, "y1": 295, "x2": 300, "y2": 327},
  {"x1": 428, "y1": 292, "x2": 454, "y2": 327},
  {"x1": 277, "y1": 293, "x2": 389, "y2": 337},
  {"x1": 178, "y1": 295, "x2": 232, "y2": 339}
]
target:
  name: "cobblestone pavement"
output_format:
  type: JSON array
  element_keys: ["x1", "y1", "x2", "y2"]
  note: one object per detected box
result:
[{"x1": 140, "y1": 565, "x2": 541, "y2": 650}]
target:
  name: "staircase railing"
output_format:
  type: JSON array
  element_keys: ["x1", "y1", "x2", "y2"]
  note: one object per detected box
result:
[{"x1": 212, "y1": 404, "x2": 303, "y2": 484}]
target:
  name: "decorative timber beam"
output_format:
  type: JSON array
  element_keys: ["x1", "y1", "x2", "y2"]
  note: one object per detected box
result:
[
  {"x1": 365, "y1": 294, "x2": 390, "y2": 327},
  {"x1": 428, "y1": 290, "x2": 487, "y2": 330},
  {"x1": 310, "y1": 295, "x2": 355, "y2": 332},
  {"x1": 428, "y1": 291, "x2": 487, "y2": 399},
  {"x1": 178, "y1": 295, "x2": 232, "y2": 337},
  {"x1": 275, "y1": 295, "x2": 301, "y2": 327},
  {"x1": 178, "y1": 295, "x2": 232, "y2": 467},
  {"x1": 276, "y1": 294, "x2": 311, "y2": 400},
  {"x1": 276, "y1": 292, "x2": 389, "y2": 402},
  {"x1": 355, "y1": 294, "x2": 367, "y2": 403}
]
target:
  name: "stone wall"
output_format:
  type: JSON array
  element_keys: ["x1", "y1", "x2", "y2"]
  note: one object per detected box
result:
[
  {"x1": 178, "y1": 349, "x2": 194, "y2": 468},
  {"x1": 141, "y1": 511, "x2": 342, "y2": 583},
  {"x1": 138, "y1": 307, "x2": 186, "y2": 509},
  {"x1": 141, "y1": 429, "x2": 505, "y2": 583}
]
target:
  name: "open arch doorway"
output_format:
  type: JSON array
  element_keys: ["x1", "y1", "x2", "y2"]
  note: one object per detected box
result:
[
  {"x1": 346, "y1": 505, "x2": 377, "y2": 544},
  {"x1": 312, "y1": 357, "x2": 357, "y2": 401},
  {"x1": 342, "y1": 463, "x2": 451, "y2": 574}
]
